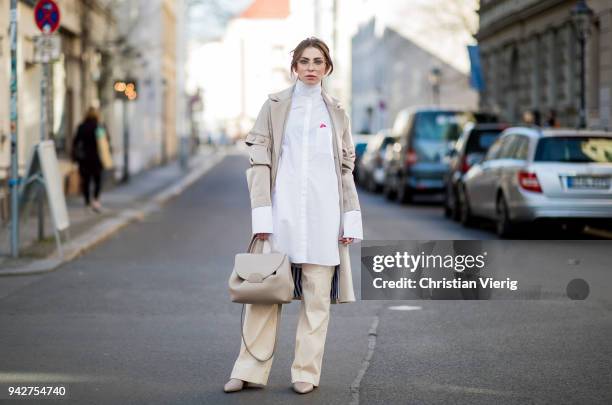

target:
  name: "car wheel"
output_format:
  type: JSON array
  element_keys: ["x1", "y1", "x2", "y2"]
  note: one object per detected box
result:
[
  {"x1": 560, "y1": 222, "x2": 585, "y2": 237},
  {"x1": 450, "y1": 186, "x2": 461, "y2": 222},
  {"x1": 458, "y1": 186, "x2": 474, "y2": 227},
  {"x1": 444, "y1": 185, "x2": 458, "y2": 220},
  {"x1": 495, "y1": 195, "x2": 514, "y2": 238},
  {"x1": 384, "y1": 175, "x2": 397, "y2": 200},
  {"x1": 443, "y1": 185, "x2": 453, "y2": 218},
  {"x1": 367, "y1": 175, "x2": 377, "y2": 193},
  {"x1": 397, "y1": 181, "x2": 413, "y2": 204},
  {"x1": 372, "y1": 180, "x2": 382, "y2": 193},
  {"x1": 444, "y1": 203, "x2": 452, "y2": 218}
]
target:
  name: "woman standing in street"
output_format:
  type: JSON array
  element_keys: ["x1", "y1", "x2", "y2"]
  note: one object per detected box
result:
[
  {"x1": 224, "y1": 37, "x2": 363, "y2": 395},
  {"x1": 71, "y1": 107, "x2": 112, "y2": 213}
]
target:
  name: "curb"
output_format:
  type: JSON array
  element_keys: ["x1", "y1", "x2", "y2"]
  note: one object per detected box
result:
[
  {"x1": 584, "y1": 226, "x2": 612, "y2": 240},
  {"x1": 0, "y1": 151, "x2": 226, "y2": 277}
]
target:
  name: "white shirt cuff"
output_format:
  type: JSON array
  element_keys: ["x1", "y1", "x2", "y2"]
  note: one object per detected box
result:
[
  {"x1": 252, "y1": 206, "x2": 273, "y2": 234},
  {"x1": 343, "y1": 210, "x2": 363, "y2": 241}
]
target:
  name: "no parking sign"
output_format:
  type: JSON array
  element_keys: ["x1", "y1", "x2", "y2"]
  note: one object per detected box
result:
[{"x1": 34, "y1": 0, "x2": 61, "y2": 34}]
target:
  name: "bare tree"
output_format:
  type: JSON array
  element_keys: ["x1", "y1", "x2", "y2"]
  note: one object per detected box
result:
[{"x1": 409, "y1": 0, "x2": 479, "y2": 39}]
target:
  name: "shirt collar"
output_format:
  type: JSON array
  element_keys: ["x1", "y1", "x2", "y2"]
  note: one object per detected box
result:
[{"x1": 294, "y1": 79, "x2": 321, "y2": 98}]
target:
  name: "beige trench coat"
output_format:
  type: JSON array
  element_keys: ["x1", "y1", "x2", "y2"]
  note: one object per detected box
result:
[{"x1": 244, "y1": 83, "x2": 360, "y2": 304}]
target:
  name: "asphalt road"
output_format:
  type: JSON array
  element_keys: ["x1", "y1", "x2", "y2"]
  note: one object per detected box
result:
[{"x1": 0, "y1": 150, "x2": 610, "y2": 404}]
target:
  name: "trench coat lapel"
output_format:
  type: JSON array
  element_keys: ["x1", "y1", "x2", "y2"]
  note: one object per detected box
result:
[
  {"x1": 268, "y1": 86, "x2": 293, "y2": 168},
  {"x1": 268, "y1": 84, "x2": 345, "y2": 165}
]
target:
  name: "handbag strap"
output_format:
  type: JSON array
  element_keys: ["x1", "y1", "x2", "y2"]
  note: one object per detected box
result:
[
  {"x1": 240, "y1": 235, "x2": 282, "y2": 362},
  {"x1": 247, "y1": 235, "x2": 274, "y2": 253},
  {"x1": 240, "y1": 303, "x2": 282, "y2": 362}
]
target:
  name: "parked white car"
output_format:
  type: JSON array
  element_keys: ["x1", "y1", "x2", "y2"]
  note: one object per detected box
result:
[{"x1": 459, "y1": 127, "x2": 612, "y2": 237}]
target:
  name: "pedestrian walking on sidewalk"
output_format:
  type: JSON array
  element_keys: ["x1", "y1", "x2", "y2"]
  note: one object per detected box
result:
[
  {"x1": 224, "y1": 37, "x2": 363, "y2": 395},
  {"x1": 71, "y1": 107, "x2": 113, "y2": 213}
]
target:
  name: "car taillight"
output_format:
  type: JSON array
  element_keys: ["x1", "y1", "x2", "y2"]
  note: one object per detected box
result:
[
  {"x1": 461, "y1": 156, "x2": 470, "y2": 173},
  {"x1": 405, "y1": 149, "x2": 417, "y2": 166},
  {"x1": 518, "y1": 171, "x2": 542, "y2": 193}
]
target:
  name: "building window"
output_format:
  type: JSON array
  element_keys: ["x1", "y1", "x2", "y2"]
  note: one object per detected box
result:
[
  {"x1": 518, "y1": 41, "x2": 530, "y2": 109},
  {"x1": 555, "y1": 26, "x2": 567, "y2": 105},
  {"x1": 588, "y1": 19, "x2": 600, "y2": 114},
  {"x1": 532, "y1": 35, "x2": 541, "y2": 110},
  {"x1": 508, "y1": 46, "x2": 519, "y2": 122},
  {"x1": 540, "y1": 32, "x2": 550, "y2": 106},
  {"x1": 567, "y1": 22, "x2": 578, "y2": 113},
  {"x1": 549, "y1": 29, "x2": 560, "y2": 107}
]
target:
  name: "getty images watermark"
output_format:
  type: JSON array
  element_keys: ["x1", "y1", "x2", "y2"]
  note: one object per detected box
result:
[{"x1": 361, "y1": 241, "x2": 595, "y2": 300}]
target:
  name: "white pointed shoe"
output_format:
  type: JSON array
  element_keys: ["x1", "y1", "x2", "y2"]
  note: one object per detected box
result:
[
  {"x1": 223, "y1": 378, "x2": 264, "y2": 393},
  {"x1": 223, "y1": 378, "x2": 244, "y2": 393},
  {"x1": 292, "y1": 381, "x2": 314, "y2": 394}
]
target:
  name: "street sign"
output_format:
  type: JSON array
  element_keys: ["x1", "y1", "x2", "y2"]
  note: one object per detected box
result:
[
  {"x1": 33, "y1": 34, "x2": 61, "y2": 63},
  {"x1": 34, "y1": 0, "x2": 61, "y2": 34},
  {"x1": 468, "y1": 45, "x2": 485, "y2": 92}
]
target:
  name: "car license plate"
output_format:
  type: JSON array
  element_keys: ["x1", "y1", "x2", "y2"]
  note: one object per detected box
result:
[{"x1": 567, "y1": 176, "x2": 611, "y2": 189}]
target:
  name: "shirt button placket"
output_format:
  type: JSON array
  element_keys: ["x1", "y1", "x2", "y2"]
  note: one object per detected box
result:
[{"x1": 300, "y1": 97, "x2": 311, "y2": 260}]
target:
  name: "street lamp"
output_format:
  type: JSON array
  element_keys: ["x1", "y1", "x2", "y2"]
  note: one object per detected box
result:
[
  {"x1": 114, "y1": 79, "x2": 138, "y2": 183},
  {"x1": 429, "y1": 67, "x2": 442, "y2": 107},
  {"x1": 571, "y1": 0, "x2": 594, "y2": 129}
]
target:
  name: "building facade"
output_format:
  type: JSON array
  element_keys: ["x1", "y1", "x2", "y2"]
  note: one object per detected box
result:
[
  {"x1": 113, "y1": 0, "x2": 182, "y2": 171},
  {"x1": 0, "y1": 0, "x2": 184, "y2": 198},
  {"x1": 352, "y1": 18, "x2": 478, "y2": 134},
  {"x1": 0, "y1": 0, "x2": 119, "y2": 184},
  {"x1": 477, "y1": 0, "x2": 612, "y2": 129}
]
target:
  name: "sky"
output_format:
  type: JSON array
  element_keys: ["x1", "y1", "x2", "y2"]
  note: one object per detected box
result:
[
  {"x1": 187, "y1": 0, "x2": 478, "y2": 72},
  {"x1": 184, "y1": 0, "x2": 480, "y2": 131},
  {"x1": 187, "y1": 0, "x2": 253, "y2": 42}
]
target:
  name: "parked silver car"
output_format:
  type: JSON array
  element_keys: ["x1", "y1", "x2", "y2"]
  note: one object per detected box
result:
[{"x1": 460, "y1": 127, "x2": 612, "y2": 237}]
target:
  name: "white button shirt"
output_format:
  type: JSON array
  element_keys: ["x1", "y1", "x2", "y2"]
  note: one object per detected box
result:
[{"x1": 251, "y1": 79, "x2": 363, "y2": 266}]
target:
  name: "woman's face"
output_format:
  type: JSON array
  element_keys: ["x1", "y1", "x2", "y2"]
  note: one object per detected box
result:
[{"x1": 294, "y1": 46, "x2": 328, "y2": 85}]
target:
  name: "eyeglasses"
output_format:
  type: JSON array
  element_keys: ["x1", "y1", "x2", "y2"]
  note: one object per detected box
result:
[{"x1": 298, "y1": 59, "x2": 326, "y2": 68}]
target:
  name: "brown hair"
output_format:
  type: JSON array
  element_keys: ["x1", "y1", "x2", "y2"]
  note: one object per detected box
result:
[
  {"x1": 85, "y1": 106, "x2": 99, "y2": 122},
  {"x1": 290, "y1": 37, "x2": 334, "y2": 77}
]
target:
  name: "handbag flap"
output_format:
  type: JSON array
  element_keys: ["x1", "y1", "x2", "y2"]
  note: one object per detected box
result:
[{"x1": 234, "y1": 252, "x2": 287, "y2": 280}]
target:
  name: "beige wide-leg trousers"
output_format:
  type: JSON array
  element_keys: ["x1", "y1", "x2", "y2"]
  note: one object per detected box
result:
[{"x1": 230, "y1": 263, "x2": 335, "y2": 386}]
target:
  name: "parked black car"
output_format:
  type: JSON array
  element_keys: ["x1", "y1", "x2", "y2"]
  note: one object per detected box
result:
[
  {"x1": 443, "y1": 122, "x2": 508, "y2": 220},
  {"x1": 358, "y1": 129, "x2": 397, "y2": 192},
  {"x1": 383, "y1": 107, "x2": 497, "y2": 203}
]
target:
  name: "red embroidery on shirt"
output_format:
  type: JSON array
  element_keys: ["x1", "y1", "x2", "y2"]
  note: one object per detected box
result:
[{"x1": 320, "y1": 123, "x2": 327, "y2": 128}]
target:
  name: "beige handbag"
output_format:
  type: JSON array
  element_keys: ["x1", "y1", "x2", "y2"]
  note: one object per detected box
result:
[
  {"x1": 96, "y1": 126, "x2": 114, "y2": 170},
  {"x1": 228, "y1": 236, "x2": 294, "y2": 361}
]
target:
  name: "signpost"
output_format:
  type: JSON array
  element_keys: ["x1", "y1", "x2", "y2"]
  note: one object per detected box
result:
[
  {"x1": 33, "y1": 35, "x2": 61, "y2": 63},
  {"x1": 9, "y1": 0, "x2": 19, "y2": 257},
  {"x1": 9, "y1": 0, "x2": 62, "y2": 258},
  {"x1": 34, "y1": 0, "x2": 60, "y2": 34},
  {"x1": 33, "y1": 0, "x2": 61, "y2": 244}
]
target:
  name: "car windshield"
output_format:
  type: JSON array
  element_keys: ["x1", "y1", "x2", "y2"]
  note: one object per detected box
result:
[
  {"x1": 414, "y1": 112, "x2": 462, "y2": 142},
  {"x1": 466, "y1": 130, "x2": 503, "y2": 153},
  {"x1": 534, "y1": 136, "x2": 612, "y2": 163},
  {"x1": 381, "y1": 137, "x2": 397, "y2": 149}
]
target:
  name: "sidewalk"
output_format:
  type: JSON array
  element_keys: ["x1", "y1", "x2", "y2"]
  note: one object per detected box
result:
[{"x1": 0, "y1": 145, "x2": 227, "y2": 276}]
